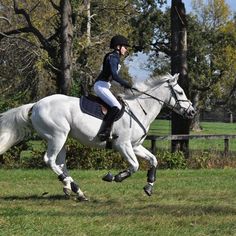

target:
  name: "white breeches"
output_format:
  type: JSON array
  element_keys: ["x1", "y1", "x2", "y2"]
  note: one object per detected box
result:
[{"x1": 94, "y1": 81, "x2": 122, "y2": 109}]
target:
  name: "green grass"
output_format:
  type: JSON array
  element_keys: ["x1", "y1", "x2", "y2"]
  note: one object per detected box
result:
[
  {"x1": 147, "y1": 120, "x2": 236, "y2": 152},
  {"x1": 149, "y1": 120, "x2": 236, "y2": 135},
  {"x1": 0, "y1": 169, "x2": 235, "y2": 236}
]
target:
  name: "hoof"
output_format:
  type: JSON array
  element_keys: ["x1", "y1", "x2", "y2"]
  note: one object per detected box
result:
[
  {"x1": 63, "y1": 187, "x2": 72, "y2": 196},
  {"x1": 77, "y1": 194, "x2": 89, "y2": 202},
  {"x1": 143, "y1": 184, "x2": 153, "y2": 196},
  {"x1": 102, "y1": 172, "x2": 114, "y2": 182}
]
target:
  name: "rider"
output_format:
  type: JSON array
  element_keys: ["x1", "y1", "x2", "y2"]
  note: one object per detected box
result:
[{"x1": 94, "y1": 35, "x2": 132, "y2": 141}]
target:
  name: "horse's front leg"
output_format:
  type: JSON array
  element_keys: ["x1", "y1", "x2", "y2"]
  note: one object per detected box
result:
[
  {"x1": 133, "y1": 145, "x2": 158, "y2": 196},
  {"x1": 102, "y1": 142, "x2": 139, "y2": 182}
]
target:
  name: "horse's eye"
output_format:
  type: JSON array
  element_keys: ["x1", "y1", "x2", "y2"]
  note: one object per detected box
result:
[{"x1": 176, "y1": 91, "x2": 183, "y2": 95}]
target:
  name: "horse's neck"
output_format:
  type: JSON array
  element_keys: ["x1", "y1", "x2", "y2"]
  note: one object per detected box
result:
[{"x1": 126, "y1": 85, "x2": 166, "y2": 128}]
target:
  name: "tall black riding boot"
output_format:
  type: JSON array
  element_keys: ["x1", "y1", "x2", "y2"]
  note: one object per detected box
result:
[{"x1": 98, "y1": 106, "x2": 120, "y2": 141}]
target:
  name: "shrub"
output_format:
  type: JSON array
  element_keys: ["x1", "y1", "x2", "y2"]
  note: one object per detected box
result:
[
  {"x1": 65, "y1": 139, "x2": 128, "y2": 170},
  {"x1": 0, "y1": 140, "x2": 46, "y2": 169},
  {"x1": 157, "y1": 150, "x2": 187, "y2": 169},
  {"x1": 1, "y1": 138, "x2": 235, "y2": 170},
  {"x1": 187, "y1": 150, "x2": 236, "y2": 169}
]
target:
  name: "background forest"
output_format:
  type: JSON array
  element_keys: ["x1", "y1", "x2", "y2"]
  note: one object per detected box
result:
[
  {"x1": 1, "y1": 0, "x2": 236, "y2": 117},
  {"x1": 0, "y1": 0, "x2": 236, "y2": 168}
]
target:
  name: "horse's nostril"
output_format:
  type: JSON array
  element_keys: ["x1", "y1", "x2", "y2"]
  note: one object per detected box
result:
[
  {"x1": 186, "y1": 109, "x2": 196, "y2": 119},
  {"x1": 190, "y1": 110, "x2": 196, "y2": 118}
]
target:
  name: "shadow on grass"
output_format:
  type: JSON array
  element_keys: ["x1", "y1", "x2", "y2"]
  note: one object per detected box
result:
[
  {"x1": 1, "y1": 194, "x2": 235, "y2": 218},
  {"x1": 133, "y1": 203, "x2": 236, "y2": 216},
  {"x1": 0, "y1": 194, "x2": 68, "y2": 201},
  {"x1": 86, "y1": 198, "x2": 236, "y2": 216}
]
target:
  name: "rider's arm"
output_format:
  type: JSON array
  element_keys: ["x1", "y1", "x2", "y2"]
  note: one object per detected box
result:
[{"x1": 109, "y1": 54, "x2": 131, "y2": 89}]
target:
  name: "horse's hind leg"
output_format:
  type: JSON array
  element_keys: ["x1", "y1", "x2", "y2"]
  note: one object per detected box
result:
[
  {"x1": 133, "y1": 145, "x2": 158, "y2": 196},
  {"x1": 56, "y1": 146, "x2": 72, "y2": 195},
  {"x1": 56, "y1": 146, "x2": 87, "y2": 200},
  {"x1": 44, "y1": 136, "x2": 87, "y2": 201}
]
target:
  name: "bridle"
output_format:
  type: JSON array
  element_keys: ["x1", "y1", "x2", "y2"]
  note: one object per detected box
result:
[
  {"x1": 166, "y1": 82, "x2": 193, "y2": 118},
  {"x1": 131, "y1": 80, "x2": 192, "y2": 118},
  {"x1": 125, "y1": 80, "x2": 193, "y2": 140}
]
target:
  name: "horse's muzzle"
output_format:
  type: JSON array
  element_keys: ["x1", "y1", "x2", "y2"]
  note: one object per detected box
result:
[{"x1": 184, "y1": 107, "x2": 196, "y2": 119}]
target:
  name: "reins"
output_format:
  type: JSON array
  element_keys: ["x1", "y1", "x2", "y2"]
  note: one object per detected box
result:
[
  {"x1": 130, "y1": 88, "x2": 147, "y2": 115},
  {"x1": 130, "y1": 85, "x2": 173, "y2": 111},
  {"x1": 131, "y1": 87, "x2": 165, "y2": 104},
  {"x1": 125, "y1": 80, "x2": 192, "y2": 140},
  {"x1": 130, "y1": 81, "x2": 191, "y2": 115}
]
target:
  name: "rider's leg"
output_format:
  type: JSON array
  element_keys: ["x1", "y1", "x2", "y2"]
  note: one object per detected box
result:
[
  {"x1": 98, "y1": 106, "x2": 120, "y2": 141},
  {"x1": 133, "y1": 145, "x2": 158, "y2": 196},
  {"x1": 94, "y1": 81, "x2": 122, "y2": 141},
  {"x1": 94, "y1": 81, "x2": 122, "y2": 109}
]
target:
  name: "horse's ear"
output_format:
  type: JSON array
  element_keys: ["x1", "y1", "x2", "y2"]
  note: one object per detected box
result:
[
  {"x1": 174, "y1": 73, "x2": 180, "y2": 81},
  {"x1": 167, "y1": 73, "x2": 179, "y2": 83}
]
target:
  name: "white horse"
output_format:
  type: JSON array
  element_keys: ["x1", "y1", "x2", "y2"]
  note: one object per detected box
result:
[{"x1": 0, "y1": 73, "x2": 195, "y2": 201}]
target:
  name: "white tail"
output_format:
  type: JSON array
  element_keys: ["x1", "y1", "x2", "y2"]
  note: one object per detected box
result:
[{"x1": 0, "y1": 103, "x2": 35, "y2": 154}]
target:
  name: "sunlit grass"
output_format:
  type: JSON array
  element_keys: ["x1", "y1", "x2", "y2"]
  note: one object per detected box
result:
[
  {"x1": 0, "y1": 169, "x2": 235, "y2": 236},
  {"x1": 149, "y1": 119, "x2": 236, "y2": 135}
]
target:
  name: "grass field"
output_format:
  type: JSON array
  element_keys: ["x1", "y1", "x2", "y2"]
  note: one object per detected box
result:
[
  {"x1": 0, "y1": 169, "x2": 236, "y2": 236},
  {"x1": 149, "y1": 120, "x2": 236, "y2": 135},
  {"x1": 147, "y1": 120, "x2": 236, "y2": 152}
]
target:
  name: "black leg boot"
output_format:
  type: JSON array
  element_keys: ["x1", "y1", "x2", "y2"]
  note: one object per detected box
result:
[{"x1": 98, "y1": 106, "x2": 120, "y2": 141}]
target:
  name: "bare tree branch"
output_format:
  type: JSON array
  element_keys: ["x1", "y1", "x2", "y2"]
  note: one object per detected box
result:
[
  {"x1": 47, "y1": 30, "x2": 61, "y2": 42},
  {"x1": 12, "y1": 0, "x2": 53, "y2": 52},
  {"x1": 152, "y1": 41, "x2": 171, "y2": 56},
  {"x1": 0, "y1": 30, "x2": 38, "y2": 48},
  {"x1": 0, "y1": 27, "x2": 32, "y2": 38},
  {"x1": 49, "y1": 0, "x2": 60, "y2": 12},
  {"x1": 29, "y1": 1, "x2": 41, "y2": 13},
  {"x1": 31, "y1": 49, "x2": 60, "y2": 72},
  {"x1": 0, "y1": 16, "x2": 11, "y2": 25}
]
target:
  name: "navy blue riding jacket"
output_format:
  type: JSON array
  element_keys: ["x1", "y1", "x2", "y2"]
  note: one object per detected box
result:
[{"x1": 96, "y1": 50, "x2": 131, "y2": 88}]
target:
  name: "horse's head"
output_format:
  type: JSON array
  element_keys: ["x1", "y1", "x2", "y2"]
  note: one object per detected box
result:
[
  {"x1": 129, "y1": 73, "x2": 196, "y2": 119},
  {"x1": 166, "y1": 74, "x2": 196, "y2": 119}
]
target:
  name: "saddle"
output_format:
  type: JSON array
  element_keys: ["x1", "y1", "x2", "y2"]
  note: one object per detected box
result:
[{"x1": 80, "y1": 94, "x2": 125, "y2": 120}]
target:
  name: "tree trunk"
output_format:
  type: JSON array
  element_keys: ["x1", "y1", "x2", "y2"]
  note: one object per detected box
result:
[
  {"x1": 171, "y1": 0, "x2": 190, "y2": 157},
  {"x1": 85, "y1": 0, "x2": 91, "y2": 46},
  {"x1": 60, "y1": 0, "x2": 73, "y2": 95},
  {"x1": 190, "y1": 91, "x2": 202, "y2": 131}
]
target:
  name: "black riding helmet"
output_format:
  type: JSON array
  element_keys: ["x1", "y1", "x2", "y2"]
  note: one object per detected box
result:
[{"x1": 110, "y1": 35, "x2": 130, "y2": 49}]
